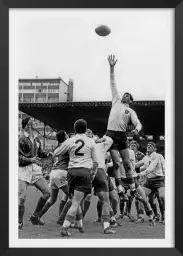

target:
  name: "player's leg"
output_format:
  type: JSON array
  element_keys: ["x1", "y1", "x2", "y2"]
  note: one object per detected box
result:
[
  {"x1": 96, "y1": 191, "x2": 115, "y2": 234},
  {"x1": 36, "y1": 188, "x2": 59, "y2": 219},
  {"x1": 61, "y1": 167, "x2": 92, "y2": 236},
  {"x1": 157, "y1": 187, "x2": 165, "y2": 223},
  {"x1": 148, "y1": 191, "x2": 160, "y2": 222},
  {"x1": 61, "y1": 189, "x2": 85, "y2": 236},
  {"x1": 119, "y1": 149, "x2": 135, "y2": 188},
  {"x1": 18, "y1": 180, "x2": 29, "y2": 229},
  {"x1": 110, "y1": 150, "x2": 128, "y2": 200},
  {"x1": 134, "y1": 199, "x2": 145, "y2": 223},
  {"x1": 58, "y1": 192, "x2": 68, "y2": 216},
  {"x1": 57, "y1": 198, "x2": 72, "y2": 225},
  {"x1": 30, "y1": 176, "x2": 50, "y2": 225},
  {"x1": 108, "y1": 177, "x2": 119, "y2": 217},
  {"x1": 135, "y1": 185, "x2": 155, "y2": 225},
  {"x1": 82, "y1": 193, "x2": 92, "y2": 219},
  {"x1": 75, "y1": 204, "x2": 85, "y2": 233}
]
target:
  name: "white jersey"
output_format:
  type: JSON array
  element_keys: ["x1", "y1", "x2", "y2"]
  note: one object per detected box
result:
[
  {"x1": 120, "y1": 149, "x2": 137, "y2": 178},
  {"x1": 107, "y1": 72, "x2": 142, "y2": 132},
  {"x1": 95, "y1": 136, "x2": 113, "y2": 170},
  {"x1": 136, "y1": 152, "x2": 165, "y2": 179},
  {"x1": 53, "y1": 133, "x2": 98, "y2": 170}
]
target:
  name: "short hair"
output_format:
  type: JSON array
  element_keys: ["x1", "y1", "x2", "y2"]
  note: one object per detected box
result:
[
  {"x1": 74, "y1": 119, "x2": 87, "y2": 134},
  {"x1": 56, "y1": 130, "x2": 66, "y2": 143},
  {"x1": 147, "y1": 141, "x2": 156, "y2": 148},
  {"x1": 22, "y1": 117, "x2": 31, "y2": 129},
  {"x1": 124, "y1": 92, "x2": 134, "y2": 102},
  {"x1": 68, "y1": 133, "x2": 75, "y2": 138},
  {"x1": 130, "y1": 140, "x2": 139, "y2": 148}
]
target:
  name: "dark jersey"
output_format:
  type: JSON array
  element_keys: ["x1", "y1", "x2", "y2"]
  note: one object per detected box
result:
[{"x1": 52, "y1": 144, "x2": 69, "y2": 171}]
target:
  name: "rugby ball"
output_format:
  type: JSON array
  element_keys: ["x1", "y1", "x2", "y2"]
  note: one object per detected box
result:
[{"x1": 95, "y1": 25, "x2": 111, "y2": 37}]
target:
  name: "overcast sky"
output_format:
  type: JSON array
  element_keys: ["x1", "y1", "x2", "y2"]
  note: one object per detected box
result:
[{"x1": 10, "y1": 9, "x2": 173, "y2": 101}]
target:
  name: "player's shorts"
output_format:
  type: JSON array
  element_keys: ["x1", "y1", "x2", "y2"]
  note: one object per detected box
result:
[
  {"x1": 18, "y1": 164, "x2": 43, "y2": 184},
  {"x1": 92, "y1": 168, "x2": 109, "y2": 193},
  {"x1": 107, "y1": 176, "x2": 115, "y2": 192},
  {"x1": 143, "y1": 176, "x2": 165, "y2": 190},
  {"x1": 121, "y1": 177, "x2": 140, "y2": 191},
  {"x1": 67, "y1": 167, "x2": 92, "y2": 195},
  {"x1": 49, "y1": 169, "x2": 68, "y2": 189},
  {"x1": 106, "y1": 130, "x2": 128, "y2": 151}
]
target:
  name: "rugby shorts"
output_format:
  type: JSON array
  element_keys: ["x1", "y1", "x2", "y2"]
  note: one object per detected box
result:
[
  {"x1": 50, "y1": 169, "x2": 68, "y2": 189},
  {"x1": 92, "y1": 168, "x2": 109, "y2": 193},
  {"x1": 143, "y1": 176, "x2": 165, "y2": 190},
  {"x1": 18, "y1": 164, "x2": 43, "y2": 184},
  {"x1": 121, "y1": 177, "x2": 140, "y2": 192},
  {"x1": 67, "y1": 167, "x2": 92, "y2": 195},
  {"x1": 106, "y1": 130, "x2": 128, "y2": 151}
]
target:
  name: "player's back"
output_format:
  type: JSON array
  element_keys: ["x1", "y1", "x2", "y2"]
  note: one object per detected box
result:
[{"x1": 68, "y1": 133, "x2": 95, "y2": 169}]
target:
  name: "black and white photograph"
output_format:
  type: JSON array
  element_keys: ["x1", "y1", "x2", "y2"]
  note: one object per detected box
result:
[{"x1": 9, "y1": 9, "x2": 174, "y2": 247}]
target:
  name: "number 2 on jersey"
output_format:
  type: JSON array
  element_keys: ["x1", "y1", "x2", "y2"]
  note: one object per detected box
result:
[{"x1": 75, "y1": 139, "x2": 85, "y2": 156}]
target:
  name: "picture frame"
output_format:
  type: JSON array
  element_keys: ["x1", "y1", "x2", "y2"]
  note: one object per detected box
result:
[{"x1": 0, "y1": 0, "x2": 182, "y2": 255}]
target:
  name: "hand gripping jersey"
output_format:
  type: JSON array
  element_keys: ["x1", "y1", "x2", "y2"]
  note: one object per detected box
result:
[{"x1": 53, "y1": 133, "x2": 98, "y2": 170}]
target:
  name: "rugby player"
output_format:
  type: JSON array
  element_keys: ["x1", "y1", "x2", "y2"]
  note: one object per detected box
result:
[
  {"x1": 53, "y1": 119, "x2": 98, "y2": 237},
  {"x1": 117, "y1": 148, "x2": 155, "y2": 225},
  {"x1": 128, "y1": 140, "x2": 145, "y2": 222},
  {"x1": 29, "y1": 130, "x2": 70, "y2": 223},
  {"x1": 18, "y1": 117, "x2": 51, "y2": 229},
  {"x1": 136, "y1": 141, "x2": 165, "y2": 224},
  {"x1": 106, "y1": 55, "x2": 142, "y2": 199},
  {"x1": 91, "y1": 135, "x2": 117, "y2": 233}
]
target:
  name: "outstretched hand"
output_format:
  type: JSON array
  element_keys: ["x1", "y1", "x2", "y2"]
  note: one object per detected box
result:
[{"x1": 108, "y1": 55, "x2": 117, "y2": 68}]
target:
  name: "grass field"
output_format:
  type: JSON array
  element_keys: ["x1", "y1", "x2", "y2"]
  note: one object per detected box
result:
[{"x1": 19, "y1": 186, "x2": 165, "y2": 239}]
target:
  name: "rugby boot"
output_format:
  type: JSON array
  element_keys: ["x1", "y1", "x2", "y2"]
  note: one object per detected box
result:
[
  {"x1": 160, "y1": 217, "x2": 165, "y2": 225},
  {"x1": 153, "y1": 214, "x2": 160, "y2": 222},
  {"x1": 30, "y1": 215, "x2": 45, "y2": 225},
  {"x1": 149, "y1": 219, "x2": 156, "y2": 226},
  {"x1": 110, "y1": 219, "x2": 122, "y2": 228},
  {"x1": 104, "y1": 227, "x2": 116, "y2": 234},
  {"x1": 56, "y1": 219, "x2": 63, "y2": 225},
  {"x1": 60, "y1": 227, "x2": 71, "y2": 237},
  {"x1": 126, "y1": 213, "x2": 136, "y2": 222},
  {"x1": 135, "y1": 217, "x2": 144, "y2": 223},
  {"x1": 78, "y1": 226, "x2": 85, "y2": 233},
  {"x1": 18, "y1": 222, "x2": 23, "y2": 229},
  {"x1": 94, "y1": 217, "x2": 102, "y2": 223}
]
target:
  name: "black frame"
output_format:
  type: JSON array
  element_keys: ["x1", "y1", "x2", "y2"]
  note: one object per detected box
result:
[{"x1": 0, "y1": 0, "x2": 183, "y2": 255}]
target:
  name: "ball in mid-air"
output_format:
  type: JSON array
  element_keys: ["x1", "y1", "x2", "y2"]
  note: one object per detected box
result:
[{"x1": 95, "y1": 25, "x2": 111, "y2": 37}]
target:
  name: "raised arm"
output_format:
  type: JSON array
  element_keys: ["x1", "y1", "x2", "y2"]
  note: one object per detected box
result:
[{"x1": 108, "y1": 55, "x2": 121, "y2": 104}]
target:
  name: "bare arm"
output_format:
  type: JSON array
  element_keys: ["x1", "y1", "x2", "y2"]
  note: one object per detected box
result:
[
  {"x1": 131, "y1": 110, "x2": 142, "y2": 133},
  {"x1": 91, "y1": 143, "x2": 99, "y2": 175},
  {"x1": 102, "y1": 135, "x2": 113, "y2": 152},
  {"x1": 53, "y1": 139, "x2": 70, "y2": 157},
  {"x1": 108, "y1": 55, "x2": 121, "y2": 104},
  {"x1": 135, "y1": 158, "x2": 145, "y2": 168}
]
